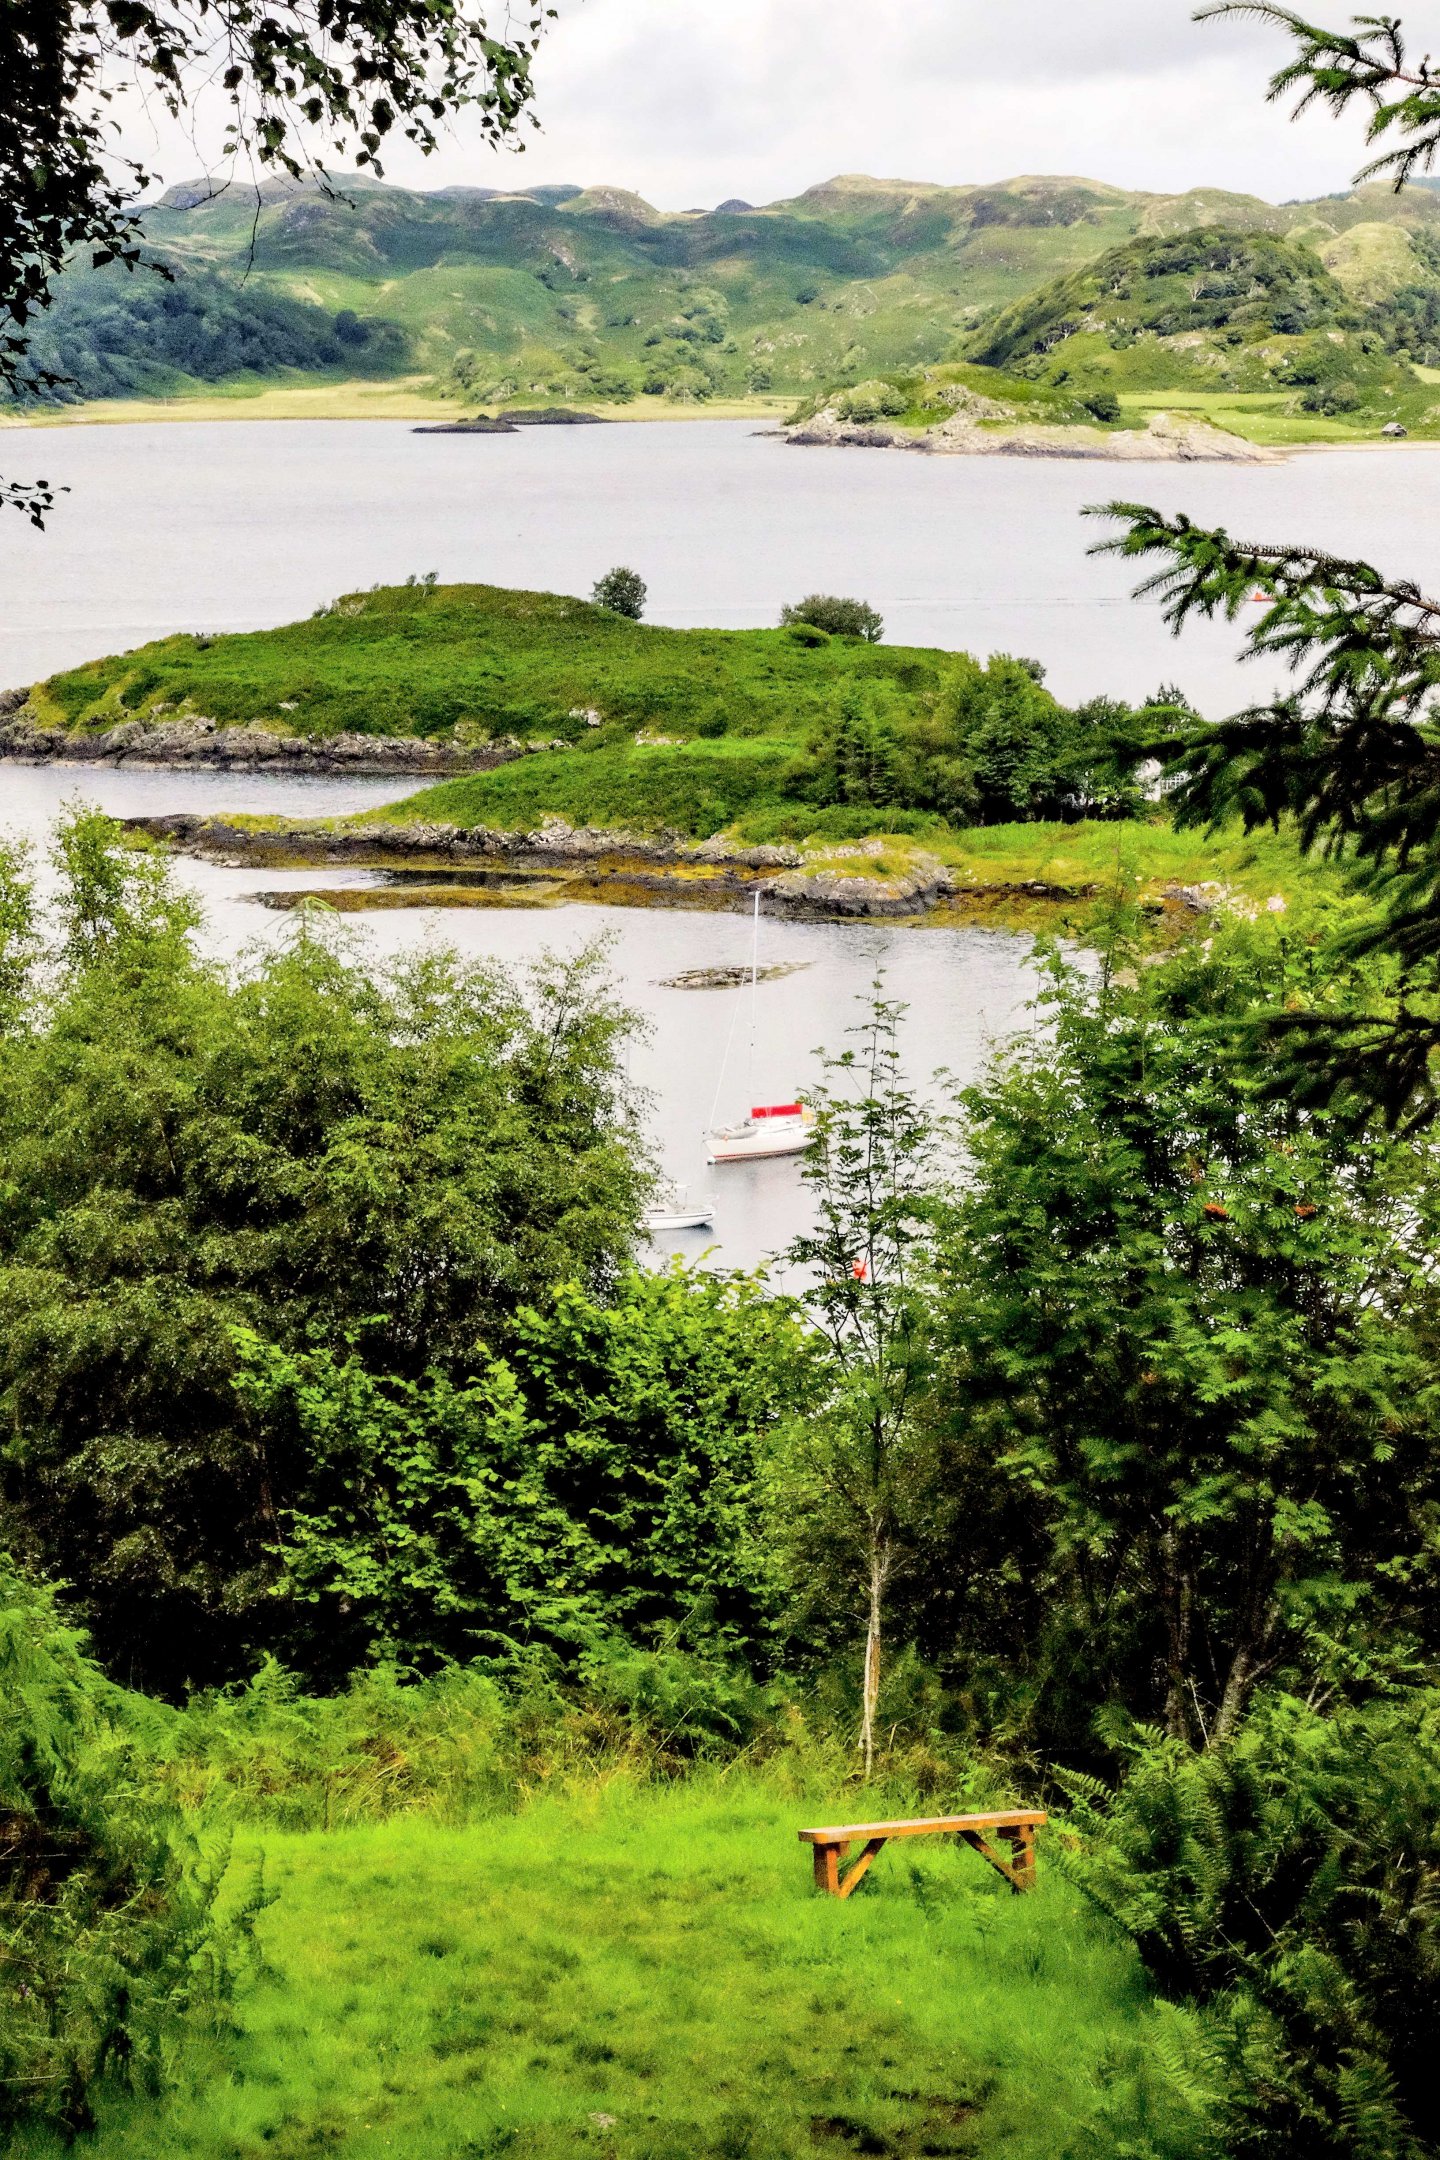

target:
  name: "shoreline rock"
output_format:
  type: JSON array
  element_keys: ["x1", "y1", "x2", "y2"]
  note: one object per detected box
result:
[
  {"x1": 784, "y1": 406, "x2": 1281, "y2": 464},
  {"x1": 125, "y1": 813, "x2": 969, "y2": 920},
  {"x1": 0, "y1": 713, "x2": 522, "y2": 776}
]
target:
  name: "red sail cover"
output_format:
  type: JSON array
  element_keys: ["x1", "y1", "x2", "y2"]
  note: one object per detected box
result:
[{"x1": 751, "y1": 1103, "x2": 803, "y2": 1119}]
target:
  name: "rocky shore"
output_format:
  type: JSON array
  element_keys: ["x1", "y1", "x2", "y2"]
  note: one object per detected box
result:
[
  {"x1": 0, "y1": 702, "x2": 520, "y2": 776},
  {"x1": 129, "y1": 812, "x2": 1097, "y2": 923},
  {"x1": 784, "y1": 407, "x2": 1280, "y2": 464}
]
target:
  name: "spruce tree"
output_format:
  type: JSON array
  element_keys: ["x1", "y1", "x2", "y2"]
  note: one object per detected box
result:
[{"x1": 1098, "y1": 7, "x2": 1440, "y2": 1121}]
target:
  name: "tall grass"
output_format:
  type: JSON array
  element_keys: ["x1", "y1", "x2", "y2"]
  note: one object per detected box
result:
[{"x1": 11, "y1": 1774, "x2": 1213, "y2": 2160}]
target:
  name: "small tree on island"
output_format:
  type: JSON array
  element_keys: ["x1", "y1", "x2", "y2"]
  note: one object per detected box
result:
[
  {"x1": 781, "y1": 594, "x2": 884, "y2": 643},
  {"x1": 592, "y1": 566, "x2": 647, "y2": 620}
]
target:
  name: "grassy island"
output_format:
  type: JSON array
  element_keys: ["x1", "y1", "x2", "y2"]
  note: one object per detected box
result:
[{"x1": 17, "y1": 578, "x2": 1333, "y2": 931}]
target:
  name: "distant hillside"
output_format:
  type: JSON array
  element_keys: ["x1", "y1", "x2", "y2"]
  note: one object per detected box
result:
[
  {"x1": 16, "y1": 259, "x2": 407, "y2": 405},
  {"x1": 958, "y1": 226, "x2": 1431, "y2": 430},
  {"x1": 16, "y1": 168, "x2": 1440, "y2": 413}
]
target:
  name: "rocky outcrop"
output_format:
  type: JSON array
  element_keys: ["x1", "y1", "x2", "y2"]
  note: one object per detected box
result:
[
  {"x1": 130, "y1": 812, "x2": 800, "y2": 872},
  {"x1": 786, "y1": 406, "x2": 1281, "y2": 464},
  {"x1": 0, "y1": 711, "x2": 522, "y2": 775},
  {"x1": 127, "y1": 814, "x2": 965, "y2": 920},
  {"x1": 412, "y1": 416, "x2": 519, "y2": 434},
  {"x1": 764, "y1": 852, "x2": 954, "y2": 919}
]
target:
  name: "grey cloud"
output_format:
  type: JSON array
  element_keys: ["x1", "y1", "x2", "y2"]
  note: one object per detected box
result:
[{"x1": 113, "y1": 0, "x2": 1368, "y2": 211}]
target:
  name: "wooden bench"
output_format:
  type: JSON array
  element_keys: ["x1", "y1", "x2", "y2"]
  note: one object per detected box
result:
[{"x1": 798, "y1": 1810, "x2": 1047, "y2": 1899}]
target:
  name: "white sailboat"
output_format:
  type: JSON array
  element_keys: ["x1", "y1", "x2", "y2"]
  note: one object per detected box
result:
[
  {"x1": 705, "y1": 892, "x2": 814, "y2": 1166},
  {"x1": 643, "y1": 1181, "x2": 715, "y2": 1232}
]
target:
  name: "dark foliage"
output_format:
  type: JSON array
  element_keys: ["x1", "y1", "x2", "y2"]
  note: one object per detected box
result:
[
  {"x1": 1069, "y1": 1691, "x2": 1440, "y2": 2158},
  {"x1": 923, "y1": 936, "x2": 1440, "y2": 1760},
  {"x1": 0, "y1": 1558, "x2": 247, "y2": 2135},
  {"x1": 968, "y1": 228, "x2": 1352, "y2": 370},
  {"x1": 1091, "y1": 499, "x2": 1440, "y2": 1119},
  {"x1": 591, "y1": 565, "x2": 647, "y2": 620},
  {"x1": 784, "y1": 659, "x2": 1154, "y2": 824},
  {"x1": 231, "y1": 1268, "x2": 809, "y2": 1679},
  {"x1": 11, "y1": 261, "x2": 407, "y2": 405},
  {"x1": 0, "y1": 816, "x2": 648, "y2": 1690}
]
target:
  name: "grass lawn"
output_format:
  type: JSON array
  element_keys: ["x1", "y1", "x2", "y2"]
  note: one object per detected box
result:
[
  {"x1": 1116, "y1": 386, "x2": 1440, "y2": 448},
  {"x1": 13, "y1": 1780, "x2": 1204, "y2": 2160},
  {"x1": 927, "y1": 815, "x2": 1315, "y2": 895}
]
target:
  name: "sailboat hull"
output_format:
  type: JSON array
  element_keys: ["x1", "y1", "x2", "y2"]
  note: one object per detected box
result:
[{"x1": 708, "y1": 1117, "x2": 812, "y2": 1164}]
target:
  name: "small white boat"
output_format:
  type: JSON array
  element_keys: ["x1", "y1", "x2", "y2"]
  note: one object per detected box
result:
[
  {"x1": 705, "y1": 892, "x2": 812, "y2": 1166},
  {"x1": 708, "y1": 1102, "x2": 815, "y2": 1164},
  {"x1": 642, "y1": 1182, "x2": 715, "y2": 1232}
]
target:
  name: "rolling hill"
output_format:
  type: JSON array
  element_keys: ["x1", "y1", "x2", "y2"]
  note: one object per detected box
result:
[{"x1": 15, "y1": 168, "x2": 1440, "y2": 415}]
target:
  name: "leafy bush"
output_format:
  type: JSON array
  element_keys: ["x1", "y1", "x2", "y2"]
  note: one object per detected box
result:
[
  {"x1": 926, "y1": 929, "x2": 1440, "y2": 1759},
  {"x1": 780, "y1": 594, "x2": 884, "y2": 643},
  {"x1": 0, "y1": 817, "x2": 648, "y2": 1690},
  {"x1": 836, "y1": 378, "x2": 907, "y2": 422},
  {"x1": 232, "y1": 1267, "x2": 811, "y2": 1677},
  {"x1": 0, "y1": 1559, "x2": 245, "y2": 2136},
  {"x1": 592, "y1": 565, "x2": 647, "y2": 619}
]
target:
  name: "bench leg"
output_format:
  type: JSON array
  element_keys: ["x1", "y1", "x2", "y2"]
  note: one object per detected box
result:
[
  {"x1": 958, "y1": 1828, "x2": 1032, "y2": 1894},
  {"x1": 813, "y1": 1841, "x2": 845, "y2": 1895},
  {"x1": 835, "y1": 1837, "x2": 887, "y2": 1899},
  {"x1": 812, "y1": 1838, "x2": 889, "y2": 1897},
  {"x1": 999, "y1": 1824, "x2": 1037, "y2": 1893},
  {"x1": 1001, "y1": 1823, "x2": 1036, "y2": 1892}
]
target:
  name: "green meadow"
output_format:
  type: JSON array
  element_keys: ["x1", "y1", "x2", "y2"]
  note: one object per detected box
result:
[
  {"x1": 27, "y1": 583, "x2": 945, "y2": 747},
  {"x1": 11, "y1": 1778, "x2": 1204, "y2": 2160}
]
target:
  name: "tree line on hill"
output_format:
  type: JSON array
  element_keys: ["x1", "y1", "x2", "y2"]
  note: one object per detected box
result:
[{"x1": 7, "y1": 263, "x2": 408, "y2": 406}]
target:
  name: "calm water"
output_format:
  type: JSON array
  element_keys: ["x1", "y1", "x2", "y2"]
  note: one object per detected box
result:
[
  {"x1": 4, "y1": 417, "x2": 1440, "y2": 708},
  {"x1": 4, "y1": 416, "x2": 1434, "y2": 1265},
  {"x1": 0, "y1": 764, "x2": 1044, "y2": 1275}
]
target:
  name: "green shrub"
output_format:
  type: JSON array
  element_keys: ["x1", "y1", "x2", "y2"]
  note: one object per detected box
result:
[
  {"x1": 591, "y1": 566, "x2": 647, "y2": 620},
  {"x1": 0, "y1": 1560, "x2": 246, "y2": 2137},
  {"x1": 0, "y1": 816, "x2": 648, "y2": 1692},
  {"x1": 837, "y1": 378, "x2": 906, "y2": 422},
  {"x1": 779, "y1": 594, "x2": 884, "y2": 643}
]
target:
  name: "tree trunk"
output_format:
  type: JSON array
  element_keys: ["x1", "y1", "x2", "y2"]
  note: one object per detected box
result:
[
  {"x1": 860, "y1": 1538, "x2": 888, "y2": 1781},
  {"x1": 1210, "y1": 1596, "x2": 1279, "y2": 1748},
  {"x1": 1160, "y1": 1527, "x2": 1195, "y2": 1744}
]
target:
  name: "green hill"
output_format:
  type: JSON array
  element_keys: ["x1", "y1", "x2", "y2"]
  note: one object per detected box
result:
[
  {"x1": 20, "y1": 579, "x2": 1163, "y2": 837},
  {"x1": 795, "y1": 224, "x2": 1440, "y2": 447},
  {"x1": 17, "y1": 168, "x2": 1440, "y2": 415}
]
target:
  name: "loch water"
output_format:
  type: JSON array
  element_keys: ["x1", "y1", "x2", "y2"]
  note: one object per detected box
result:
[
  {"x1": 0, "y1": 762, "x2": 1044, "y2": 1274},
  {"x1": 4, "y1": 416, "x2": 1438, "y2": 1266}
]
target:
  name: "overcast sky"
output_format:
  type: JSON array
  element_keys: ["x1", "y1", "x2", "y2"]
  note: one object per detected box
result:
[{"x1": 124, "y1": 0, "x2": 1385, "y2": 208}]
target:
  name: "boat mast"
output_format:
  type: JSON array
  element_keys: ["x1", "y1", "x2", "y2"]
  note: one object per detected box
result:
[
  {"x1": 705, "y1": 887, "x2": 761, "y2": 1137},
  {"x1": 745, "y1": 887, "x2": 760, "y2": 1107}
]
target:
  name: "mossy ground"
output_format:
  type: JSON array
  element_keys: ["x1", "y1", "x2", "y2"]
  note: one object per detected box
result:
[{"x1": 11, "y1": 1778, "x2": 1206, "y2": 2160}]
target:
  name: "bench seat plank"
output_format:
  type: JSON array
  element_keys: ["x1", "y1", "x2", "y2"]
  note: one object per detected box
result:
[{"x1": 798, "y1": 1810, "x2": 1046, "y2": 1844}]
